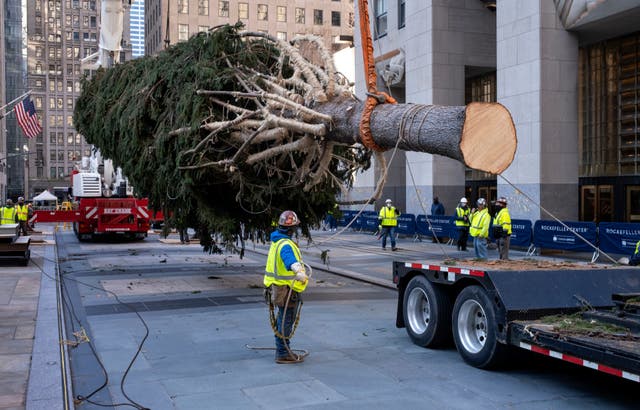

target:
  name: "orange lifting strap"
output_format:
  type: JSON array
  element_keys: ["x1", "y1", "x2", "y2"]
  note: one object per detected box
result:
[{"x1": 358, "y1": 0, "x2": 397, "y2": 152}]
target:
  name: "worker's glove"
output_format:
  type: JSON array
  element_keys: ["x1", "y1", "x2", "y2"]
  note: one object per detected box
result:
[{"x1": 291, "y1": 262, "x2": 308, "y2": 282}]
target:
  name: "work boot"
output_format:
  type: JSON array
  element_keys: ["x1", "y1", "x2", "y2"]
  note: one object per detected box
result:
[
  {"x1": 275, "y1": 354, "x2": 303, "y2": 364},
  {"x1": 392, "y1": 247, "x2": 398, "y2": 251}
]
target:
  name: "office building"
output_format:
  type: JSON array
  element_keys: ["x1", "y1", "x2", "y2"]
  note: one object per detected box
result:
[
  {"x1": 130, "y1": 0, "x2": 145, "y2": 57},
  {"x1": 352, "y1": 0, "x2": 640, "y2": 223},
  {"x1": 145, "y1": 0, "x2": 354, "y2": 56},
  {"x1": 24, "y1": 0, "x2": 132, "y2": 198}
]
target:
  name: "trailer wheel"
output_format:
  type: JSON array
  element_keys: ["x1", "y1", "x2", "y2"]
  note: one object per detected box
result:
[
  {"x1": 403, "y1": 275, "x2": 452, "y2": 347},
  {"x1": 452, "y1": 285, "x2": 506, "y2": 369}
]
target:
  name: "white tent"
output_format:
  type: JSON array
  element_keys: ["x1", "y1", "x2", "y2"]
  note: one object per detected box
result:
[{"x1": 32, "y1": 190, "x2": 58, "y2": 201}]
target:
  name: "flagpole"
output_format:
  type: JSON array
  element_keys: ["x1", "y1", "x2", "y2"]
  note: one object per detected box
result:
[{"x1": 0, "y1": 90, "x2": 33, "y2": 120}]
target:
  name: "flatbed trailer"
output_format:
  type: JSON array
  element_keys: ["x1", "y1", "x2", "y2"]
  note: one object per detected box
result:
[
  {"x1": 393, "y1": 260, "x2": 640, "y2": 382},
  {"x1": 0, "y1": 224, "x2": 30, "y2": 265}
]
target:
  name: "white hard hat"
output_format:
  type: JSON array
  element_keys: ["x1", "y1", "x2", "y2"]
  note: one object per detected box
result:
[
  {"x1": 477, "y1": 198, "x2": 486, "y2": 206},
  {"x1": 497, "y1": 197, "x2": 507, "y2": 205},
  {"x1": 385, "y1": 198, "x2": 392, "y2": 204},
  {"x1": 460, "y1": 197, "x2": 467, "y2": 204}
]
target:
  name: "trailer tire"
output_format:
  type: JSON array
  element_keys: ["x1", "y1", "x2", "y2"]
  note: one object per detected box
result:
[
  {"x1": 402, "y1": 275, "x2": 452, "y2": 347},
  {"x1": 452, "y1": 285, "x2": 506, "y2": 369}
]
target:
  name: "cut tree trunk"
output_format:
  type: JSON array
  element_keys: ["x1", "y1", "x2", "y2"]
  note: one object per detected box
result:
[{"x1": 317, "y1": 97, "x2": 517, "y2": 174}]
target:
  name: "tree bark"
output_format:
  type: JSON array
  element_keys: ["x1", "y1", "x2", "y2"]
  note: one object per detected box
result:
[{"x1": 317, "y1": 97, "x2": 517, "y2": 174}]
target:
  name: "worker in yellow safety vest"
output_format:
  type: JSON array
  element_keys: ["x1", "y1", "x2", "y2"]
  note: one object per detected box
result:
[
  {"x1": 492, "y1": 197, "x2": 512, "y2": 260},
  {"x1": 378, "y1": 198, "x2": 400, "y2": 251},
  {"x1": 629, "y1": 240, "x2": 640, "y2": 266},
  {"x1": 15, "y1": 197, "x2": 30, "y2": 236},
  {"x1": 454, "y1": 197, "x2": 471, "y2": 251},
  {"x1": 264, "y1": 210, "x2": 309, "y2": 364},
  {"x1": 1, "y1": 199, "x2": 17, "y2": 225},
  {"x1": 469, "y1": 198, "x2": 490, "y2": 260}
]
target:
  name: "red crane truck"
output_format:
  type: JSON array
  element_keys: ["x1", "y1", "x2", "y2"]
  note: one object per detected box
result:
[{"x1": 32, "y1": 152, "x2": 151, "y2": 241}]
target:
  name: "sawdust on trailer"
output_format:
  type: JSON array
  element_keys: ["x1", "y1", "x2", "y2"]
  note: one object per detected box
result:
[{"x1": 443, "y1": 258, "x2": 628, "y2": 271}]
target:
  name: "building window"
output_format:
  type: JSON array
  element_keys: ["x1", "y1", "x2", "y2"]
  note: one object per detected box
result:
[
  {"x1": 295, "y1": 8, "x2": 305, "y2": 24},
  {"x1": 331, "y1": 11, "x2": 341, "y2": 27},
  {"x1": 313, "y1": 9, "x2": 323, "y2": 25},
  {"x1": 199, "y1": 0, "x2": 209, "y2": 16},
  {"x1": 398, "y1": 0, "x2": 406, "y2": 28},
  {"x1": 276, "y1": 31, "x2": 287, "y2": 41},
  {"x1": 178, "y1": 0, "x2": 188, "y2": 14},
  {"x1": 257, "y1": 4, "x2": 268, "y2": 21},
  {"x1": 198, "y1": 25, "x2": 209, "y2": 32},
  {"x1": 374, "y1": 0, "x2": 387, "y2": 37},
  {"x1": 50, "y1": 167, "x2": 56, "y2": 178},
  {"x1": 178, "y1": 24, "x2": 189, "y2": 41},
  {"x1": 579, "y1": 33, "x2": 640, "y2": 177},
  {"x1": 218, "y1": 1, "x2": 228, "y2": 17},
  {"x1": 238, "y1": 3, "x2": 248, "y2": 19},
  {"x1": 276, "y1": 6, "x2": 286, "y2": 22},
  {"x1": 465, "y1": 72, "x2": 496, "y2": 104}
]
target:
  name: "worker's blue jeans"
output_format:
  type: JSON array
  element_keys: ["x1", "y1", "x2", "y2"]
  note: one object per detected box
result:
[
  {"x1": 380, "y1": 226, "x2": 396, "y2": 249},
  {"x1": 275, "y1": 304, "x2": 297, "y2": 358},
  {"x1": 473, "y1": 236, "x2": 488, "y2": 260}
]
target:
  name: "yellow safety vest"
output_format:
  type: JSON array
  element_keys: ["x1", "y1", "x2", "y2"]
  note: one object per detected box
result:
[
  {"x1": 469, "y1": 208, "x2": 490, "y2": 238},
  {"x1": 378, "y1": 206, "x2": 398, "y2": 227},
  {"x1": 635, "y1": 240, "x2": 640, "y2": 255},
  {"x1": 492, "y1": 208, "x2": 512, "y2": 235},
  {"x1": 455, "y1": 206, "x2": 470, "y2": 227},
  {"x1": 0, "y1": 206, "x2": 17, "y2": 224},
  {"x1": 16, "y1": 204, "x2": 28, "y2": 221},
  {"x1": 263, "y1": 238, "x2": 308, "y2": 293}
]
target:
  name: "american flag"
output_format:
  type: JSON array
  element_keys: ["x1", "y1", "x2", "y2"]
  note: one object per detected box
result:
[{"x1": 15, "y1": 96, "x2": 42, "y2": 139}]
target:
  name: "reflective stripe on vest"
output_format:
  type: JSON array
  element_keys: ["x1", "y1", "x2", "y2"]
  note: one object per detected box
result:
[
  {"x1": 264, "y1": 238, "x2": 307, "y2": 293},
  {"x1": 379, "y1": 206, "x2": 398, "y2": 227},
  {"x1": 455, "y1": 206, "x2": 470, "y2": 227},
  {"x1": 265, "y1": 238, "x2": 300, "y2": 280},
  {"x1": 0, "y1": 207, "x2": 17, "y2": 224},
  {"x1": 16, "y1": 204, "x2": 28, "y2": 221},
  {"x1": 492, "y1": 208, "x2": 512, "y2": 235},
  {"x1": 469, "y1": 209, "x2": 489, "y2": 237}
]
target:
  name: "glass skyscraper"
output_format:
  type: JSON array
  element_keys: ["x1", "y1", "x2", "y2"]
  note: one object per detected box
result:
[
  {"x1": 130, "y1": 0, "x2": 145, "y2": 58},
  {"x1": 3, "y1": 0, "x2": 27, "y2": 199}
]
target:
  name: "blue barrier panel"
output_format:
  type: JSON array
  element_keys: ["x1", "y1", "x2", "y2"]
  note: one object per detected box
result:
[
  {"x1": 509, "y1": 219, "x2": 532, "y2": 248},
  {"x1": 362, "y1": 215, "x2": 380, "y2": 232},
  {"x1": 338, "y1": 210, "x2": 356, "y2": 227},
  {"x1": 533, "y1": 220, "x2": 597, "y2": 252},
  {"x1": 416, "y1": 215, "x2": 430, "y2": 236},
  {"x1": 420, "y1": 215, "x2": 455, "y2": 238},
  {"x1": 598, "y1": 222, "x2": 640, "y2": 255},
  {"x1": 396, "y1": 214, "x2": 416, "y2": 236}
]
